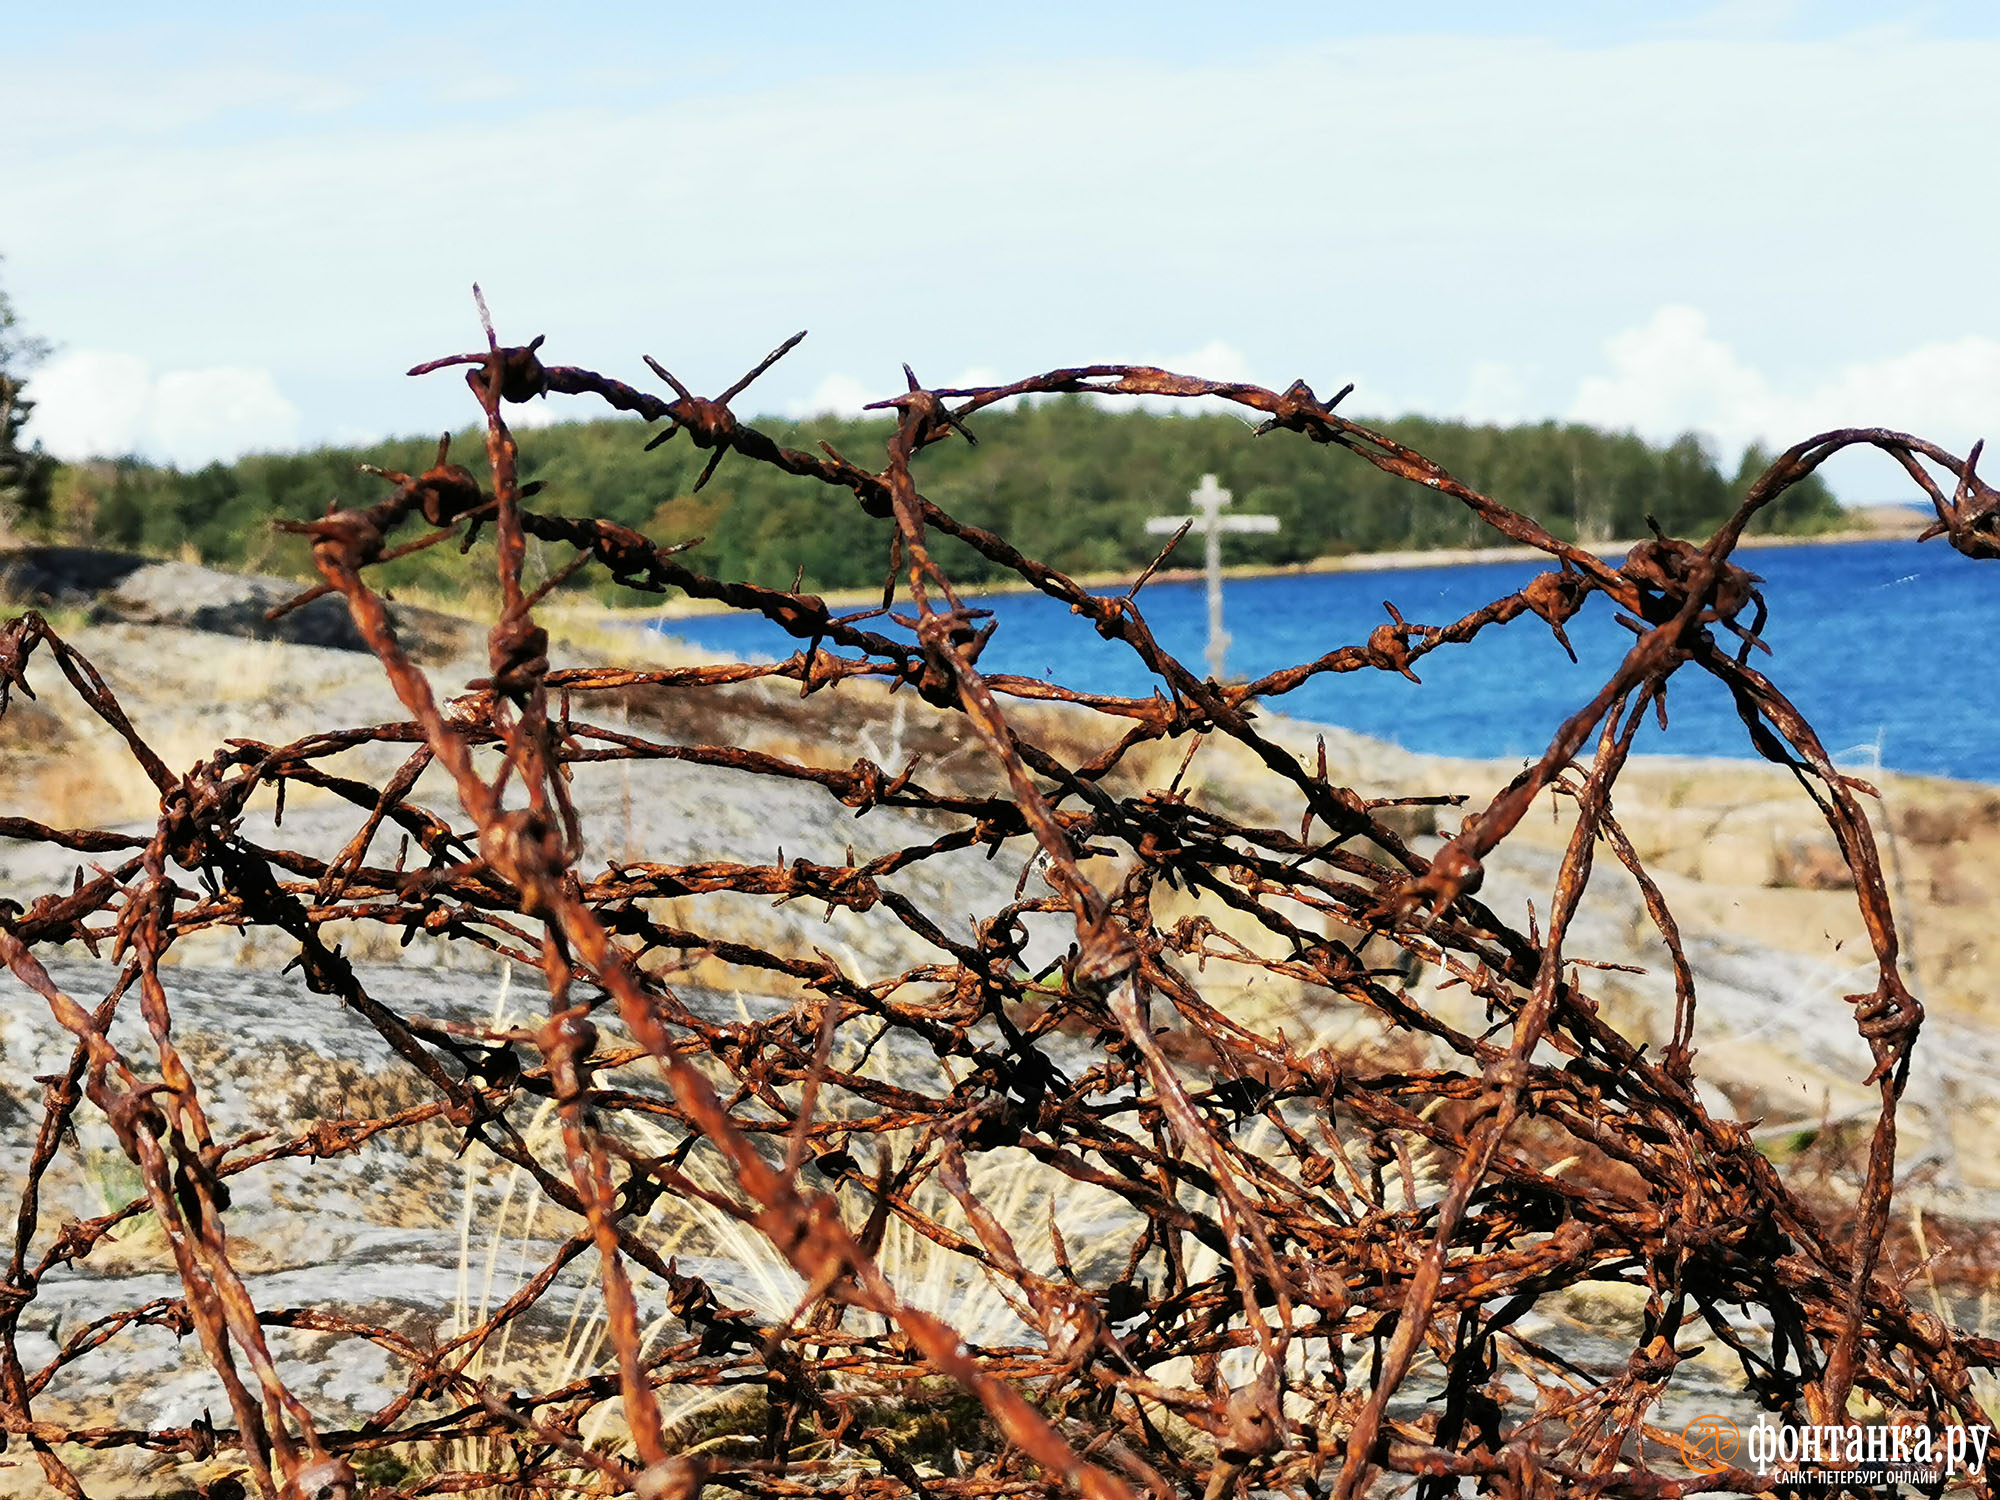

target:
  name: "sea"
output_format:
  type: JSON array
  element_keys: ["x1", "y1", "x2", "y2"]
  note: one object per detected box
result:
[{"x1": 652, "y1": 538, "x2": 1997, "y2": 785}]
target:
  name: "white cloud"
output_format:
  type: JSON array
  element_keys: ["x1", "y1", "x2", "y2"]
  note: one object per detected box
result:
[
  {"x1": 1107, "y1": 340, "x2": 1269, "y2": 418},
  {"x1": 786, "y1": 373, "x2": 881, "y2": 420},
  {"x1": 1154, "y1": 340, "x2": 1255, "y2": 383},
  {"x1": 150, "y1": 368, "x2": 301, "y2": 466},
  {"x1": 1567, "y1": 306, "x2": 1999, "y2": 493},
  {"x1": 790, "y1": 346, "x2": 1324, "y2": 426},
  {"x1": 1460, "y1": 360, "x2": 1533, "y2": 427},
  {"x1": 946, "y1": 365, "x2": 1006, "y2": 393},
  {"x1": 1800, "y1": 337, "x2": 2000, "y2": 452},
  {"x1": 505, "y1": 395, "x2": 574, "y2": 431},
  {"x1": 26, "y1": 350, "x2": 301, "y2": 469},
  {"x1": 1570, "y1": 307, "x2": 1771, "y2": 450},
  {"x1": 784, "y1": 365, "x2": 1044, "y2": 424},
  {"x1": 24, "y1": 352, "x2": 155, "y2": 461}
]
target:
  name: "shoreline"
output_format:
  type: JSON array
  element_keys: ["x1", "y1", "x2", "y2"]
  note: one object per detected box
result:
[{"x1": 601, "y1": 516, "x2": 1929, "y2": 621}]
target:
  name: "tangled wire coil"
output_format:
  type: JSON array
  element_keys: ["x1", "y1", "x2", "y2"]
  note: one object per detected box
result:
[{"x1": 1, "y1": 289, "x2": 1996, "y2": 1500}]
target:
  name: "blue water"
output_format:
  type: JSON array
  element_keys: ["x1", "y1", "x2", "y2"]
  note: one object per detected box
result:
[{"x1": 654, "y1": 540, "x2": 1997, "y2": 783}]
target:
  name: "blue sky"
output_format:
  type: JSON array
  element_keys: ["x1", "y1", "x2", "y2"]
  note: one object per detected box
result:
[{"x1": 6, "y1": 3, "x2": 1996, "y2": 499}]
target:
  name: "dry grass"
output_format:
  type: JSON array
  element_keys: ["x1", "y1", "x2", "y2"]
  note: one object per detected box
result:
[
  {"x1": 0, "y1": 629, "x2": 364, "y2": 830},
  {"x1": 421, "y1": 969, "x2": 1153, "y2": 1489}
]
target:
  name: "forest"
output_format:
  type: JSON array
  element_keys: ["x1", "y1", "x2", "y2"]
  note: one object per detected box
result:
[{"x1": 34, "y1": 399, "x2": 1842, "y2": 600}]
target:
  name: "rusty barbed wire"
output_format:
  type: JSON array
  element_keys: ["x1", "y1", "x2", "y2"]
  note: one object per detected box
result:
[{"x1": 0, "y1": 292, "x2": 1995, "y2": 1500}]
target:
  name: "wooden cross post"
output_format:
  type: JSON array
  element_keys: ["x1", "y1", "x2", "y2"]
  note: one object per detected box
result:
[{"x1": 1145, "y1": 473, "x2": 1279, "y2": 681}]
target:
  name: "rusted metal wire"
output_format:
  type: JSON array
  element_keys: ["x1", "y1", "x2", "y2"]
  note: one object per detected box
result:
[{"x1": 0, "y1": 295, "x2": 1994, "y2": 1499}]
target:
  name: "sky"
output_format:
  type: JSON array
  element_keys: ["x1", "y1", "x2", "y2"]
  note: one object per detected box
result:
[{"x1": 5, "y1": 2, "x2": 1996, "y2": 501}]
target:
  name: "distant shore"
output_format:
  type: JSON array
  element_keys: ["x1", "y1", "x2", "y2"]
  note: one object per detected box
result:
[{"x1": 613, "y1": 508, "x2": 1931, "y2": 621}]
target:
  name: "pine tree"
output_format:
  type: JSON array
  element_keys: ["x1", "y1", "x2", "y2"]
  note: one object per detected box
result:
[{"x1": 0, "y1": 267, "x2": 54, "y2": 529}]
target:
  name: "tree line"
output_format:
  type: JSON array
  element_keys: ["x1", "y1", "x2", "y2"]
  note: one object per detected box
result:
[{"x1": 32, "y1": 402, "x2": 1840, "y2": 599}]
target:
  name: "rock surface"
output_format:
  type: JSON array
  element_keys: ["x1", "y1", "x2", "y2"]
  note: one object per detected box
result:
[
  {"x1": 1, "y1": 588, "x2": 1996, "y2": 1493},
  {"x1": 0, "y1": 545, "x2": 479, "y2": 659}
]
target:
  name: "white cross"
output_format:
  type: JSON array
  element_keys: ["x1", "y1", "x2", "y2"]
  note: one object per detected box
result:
[{"x1": 1145, "y1": 473, "x2": 1280, "y2": 680}]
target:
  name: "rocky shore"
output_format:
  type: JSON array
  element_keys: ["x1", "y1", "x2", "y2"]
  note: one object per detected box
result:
[
  {"x1": 0, "y1": 556, "x2": 1994, "y2": 1492},
  {"x1": 625, "y1": 506, "x2": 1931, "y2": 619}
]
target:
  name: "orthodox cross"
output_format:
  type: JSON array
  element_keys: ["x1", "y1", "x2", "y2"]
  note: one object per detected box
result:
[{"x1": 1144, "y1": 473, "x2": 1279, "y2": 681}]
